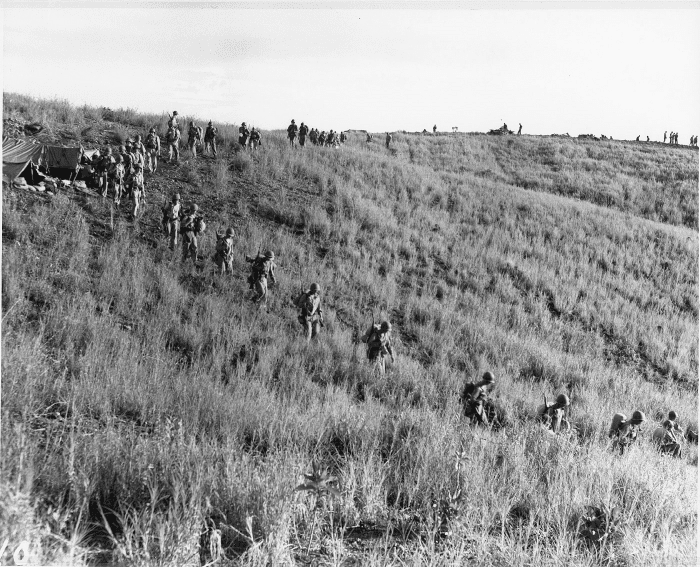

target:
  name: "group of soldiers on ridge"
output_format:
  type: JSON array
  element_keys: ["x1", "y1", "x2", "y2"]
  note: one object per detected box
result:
[
  {"x1": 285, "y1": 119, "x2": 348, "y2": 148},
  {"x1": 460, "y1": 371, "x2": 695, "y2": 458}
]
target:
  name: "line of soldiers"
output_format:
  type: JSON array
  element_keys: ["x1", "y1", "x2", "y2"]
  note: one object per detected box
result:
[
  {"x1": 460, "y1": 372, "x2": 694, "y2": 458},
  {"x1": 286, "y1": 119, "x2": 347, "y2": 148},
  {"x1": 662, "y1": 131, "x2": 697, "y2": 146},
  {"x1": 160, "y1": 195, "x2": 207, "y2": 262},
  {"x1": 238, "y1": 122, "x2": 262, "y2": 150}
]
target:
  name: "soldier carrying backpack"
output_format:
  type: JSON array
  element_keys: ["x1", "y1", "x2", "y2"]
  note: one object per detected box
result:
[
  {"x1": 213, "y1": 228, "x2": 235, "y2": 275},
  {"x1": 245, "y1": 250, "x2": 276, "y2": 304},
  {"x1": 293, "y1": 283, "x2": 323, "y2": 341},
  {"x1": 188, "y1": 122, "x2": 201, "y2": 158},
  {"x1": 537, "y1": 393, "x2": 571, "y2": 433},
  {"x1": 145, "y1": 128, "x2": 161, "y2": 173},
  {"x1": 460, "y1": 372, "x2": 495, "y2": 427},
  {"x1": 161, "y1": 193, "x2": 182, "y2": 250},
  {"x1": 360, "y1": 320, "x2": 395, "y2": 374},
  {"x1": 180, "y1": 204, "x2": 206, "y2": 265},
  {"x1": 204, "y1": 121, "x2": 218, "y2": 157},
  {"x1": 609, "y1": 410, "x2": 646, "y2": 454},
  {"x1": 287, "y1": 119, "x2": 298, "y2": 147}
]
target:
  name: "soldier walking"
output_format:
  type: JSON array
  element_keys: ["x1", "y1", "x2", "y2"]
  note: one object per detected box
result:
[
  {"x1": 168, "y1": 110, "x2": 179, "y2": 129},
  {"x1": 287, "y1": 119, "x2": 298, "y2": 147},
  {"x1": 653, "y1": 416, "x2": 683, "y2": 458},
  {"x1": 664, "y1": 131, "x2": 667, "y2": 143},
  {"x1": 360, "y1": 320, "x2": 395, "y2": 374},
  {"x1": 609, "y1": 410, "x2": 645, "y2": 454},
  {"x1": 97, "y1": 147, "x2": 114, "y2": 197},
  {"x1": 180, "y1": 204, "x2": 206, "y2": 265},
  {"x1": 131, "y1": 163, "x2": 145, "y2": 219},
  {"x1": 517, "y1": 123, "x2": 522, "y2": 135},
  {"x1": 204, "y1": 121, "x2": 218, "y2": 156},
  {"x1": 108, "y1": 153, "x2": 125, "y2": 205},
  {"x1": 299, "y1": 122, "x2": 309, "y2": 147},
  {"x1": 161, "y1": 193, "x2": 182, "y2": 250},
  {"x1": 166, "y1": 126, "x2": 181, "y2": 164},
  {"x1": 239, "y1": 122, "x2": 250, "y2": 148},
  {"x1": 245, "y1": 250, "x2": 276, "y2": 304},
  {"x1": 294, "y1": 283, "x2": 324, "y2": 341},
  {"x1": 249, "y1": 127, "x2": 261, "y2": 150},
  {"x1": 188, "y1": 121, "x2": 201, "y2": 158},
  {"x1": 213, "y1": 228, "x2": 235, "y2": 275},
  {"x1": 385, "y1": 132, "x2": 392, "y2": 149},
  {"x1": 366, "y1": 132, "x2": 373, "y2": 143},
  {"x1": 460, "y1": 372, "x2": 495, "y2": 427},
  {"x1": 537, "y1": 394, "x2": 571, "y2": 433},
  {"x1": 145, "y1": 128, "x2": 161, "y2": 173}
]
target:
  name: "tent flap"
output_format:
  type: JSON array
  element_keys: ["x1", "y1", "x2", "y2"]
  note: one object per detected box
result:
[{"x1": 44, "y1": 145, "x2": 82, "y2": 170}]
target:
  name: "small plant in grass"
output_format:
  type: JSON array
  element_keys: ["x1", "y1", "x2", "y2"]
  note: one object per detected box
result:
[
  {"x1": 577, "y1": 504, "x2": 623, "y2": 550},
  {"x1": 295, "y1": 462, "x2": 340, "y2": 556}
]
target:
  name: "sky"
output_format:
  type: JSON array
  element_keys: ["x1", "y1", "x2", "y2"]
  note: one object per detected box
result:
[{"x1": 3, "y1": 2, "x2": 700, "y2": 140}]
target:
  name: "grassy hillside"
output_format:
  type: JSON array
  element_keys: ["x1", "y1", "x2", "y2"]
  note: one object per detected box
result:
[{"x1": 2, "y1": 94, "x2": 698, "y2": 566}]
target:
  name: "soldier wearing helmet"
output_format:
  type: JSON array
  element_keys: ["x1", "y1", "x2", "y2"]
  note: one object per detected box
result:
[
  {"x1": 245, "y1": 249, "x2": 277, "y2": 304},
  {"x1": 161, "y1": 193, "x2": 182, "y2": 250},
  {"x1": 187, "y1": 121, "x2": 202, "y2": 158},
  {"x1": 360, "y1": 320, "x2": 395, "y2": 375},
  {"x1": 239, "y1": 122, "x2": 250, "y2": 148},
  {"x1": 460, "y1": 371, "x2": 495, "y2": 427},
  {"x1": 609, "y1": 410, "x2": 646, "y2": 454},
  {"x1": 652, "y1": 418, "x2": 683, "y2": 458},
  {"x1": 168, "y1": 111, "x2": 179, "y2": 130},
  {"x1": 293, "y1": 283, "x2": 324, "y2": 341},
  {"x1": 130, "y1": 163, "x2": 145, "y2": 219},
  {"x1": 213, "y1": 227, "x2": 236, "y2": 275},
  {"x1": 537, "y1": 393, "x2": 571, "y2": 434},
  {"x1": 145, "y1": 127, "x2": 161, "y2": 173},
  {"x1": 287, "y1": 119, "x2": 298, "y2": 147},
  {"x1": 298, "y1": 122, "x2": 309, "y2": 147},
  {"x1": 204, "y1": 121, "x2": 218, "y2": 157},
  {"x1": 180, "y1": 204, "x2": 206, "y2": 266},
  {"x1": 166, "y1": 125, "x2": 181, "y2": 164}
]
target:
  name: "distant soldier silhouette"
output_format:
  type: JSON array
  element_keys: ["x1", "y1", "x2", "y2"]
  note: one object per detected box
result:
[
  {"x1": 167, "y1": 110, "x2": 179, "y2": 129},
  {"x1": 318, "y1": 131, "x2": 327, "y2": 146},
  {"x1": 366, "y1": 132, "x2": 373, "y2": 143},
  {"x1": 340, "y1": 131, "x2": 347, "y2": 144},
  {"x1": 294, "y1": 283, "x2": 324, "y2": 341},
  {"x1": 109, "y1": 154, "x2": 125, "y2": 205},
  {"x1": 239, "y1": 122, "x2": 250, "y2": 148},
  {"x1": 213, "y1": 228, "x2": 235, "y2": 275},
  {"x1": 385, "y1": 132, "x2": 392, "y2": 149},
  {"x1": 287, "y1": 119, "x2": 298, "y2": 147},
  {"x1": 664, "y1": 131, "x2": 667, "y2": 143},
  {"x1": 299, "y1": 122, "x2": 309, "y2": 147},
  {"x1": 187, "y1": 122, "x2": 202, "y2": 158},
  {"x1": 310, "y1": 128, "x2": 318, "y2": 145},
  {"x1": 517, "y1": 123, "x2": 522, "y2": 135},
  {"x1": 635, "y1": 135, "x2": 640, "y2": 141},
  {"x1": 433, "y1": 124, "x2": 437, "y2": 134},
  {"x1": 131, "y1": 163, "x2": 145, "y2": 219},
  {"x1": 249, "y1": 127, "x2": 261, "y2": 150},
  {"x1": 246, "y1": 250, "x2": 277, "y2": 304},
  {"x1": 204, "y1": 121, "x2": 218, "y2": 156},
  {"x1": 460, "y1": 372, "x2": 495, "y2": 426},
  {"x1": 361, "y1": 320, "x2": 395, "y2": 374},
  {"x1": 652, "y1": 418, "x2": 683, "y2": 458}
]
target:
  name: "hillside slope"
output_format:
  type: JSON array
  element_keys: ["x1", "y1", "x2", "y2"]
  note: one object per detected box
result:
[{"x1": 2, "y1": 95, "x2": 698, "y2": 565}]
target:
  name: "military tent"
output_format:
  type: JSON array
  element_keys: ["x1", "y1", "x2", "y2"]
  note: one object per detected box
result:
[
  {"x1": 2, "y1": 136, "x2": 44, "y2": 184},
  {"x1": 43, "y1": 145, "x2": 83, "y2": 180}
]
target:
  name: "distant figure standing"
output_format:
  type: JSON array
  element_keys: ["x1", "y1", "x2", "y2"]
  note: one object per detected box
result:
[
  {"x1": 299, "y1": 122, "x2": 308, "y2": 147},
  {"x1": 287, "y1": 119, "x2": 298, "y2": 147},
  {"x1": 204, "y1": 121, "x2": 218, "y2": 156},
  {"x1": 663, "y1": 131, "x2": 667, "y2": 143},
  {"x1": 166, "y1": 126, "x2": 181, "y2": 164},
  {"x1": 187, "y1": 121, "x2": 201, "y2": 158},
  {"x1": 635, "y1": 135, "x2": 640, "y2": 141},
  {"x1": 517, "y1": 123, "x2": 522, "y2": 135},
  {"x1": 239, "y1": 122, "x2": 250, "y2": 148},
  {"x1": 433, "y1": 124, "x2": 437, "y2": 134},
  {"x1": 646, "y1": 136, "x2": 650, "y2": 142},
  {"x1": 385, "y1": 132, "x2": 392, "y2": 149},
  {"x1": 366, "y1": 132, "x2": 372, "y2": 143},
  {"x1": 249, "y1": 127, "x2": 261, "y2": 150}
]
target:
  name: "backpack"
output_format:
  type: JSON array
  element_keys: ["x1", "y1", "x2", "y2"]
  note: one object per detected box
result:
[
  {"x1": 216, "y1": 236, "x2": 233, "y2": 258},
  {"x1": 609, "y1": 413, "x2": 626, "y2": 438},
  {"x1": 146, "y1": 133, "x2": 158, "y2": 148},
  {"x1": 251, "y1": 257, "x2": 269, "y2": 280},
  {"x1": 194, "y1": 217, "x2": 206, "y2": 234},
  {"x1": 297, "y1": 292, "x2": 316, "y2": 318}
]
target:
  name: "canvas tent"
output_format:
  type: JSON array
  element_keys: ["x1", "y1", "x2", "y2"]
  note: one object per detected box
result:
[
  {"x1": 2, "y1": 136, "x2": 45, "y2": 184},
  {"x1": 2, "y1": 136, "x2": 86, "y2": 184}
]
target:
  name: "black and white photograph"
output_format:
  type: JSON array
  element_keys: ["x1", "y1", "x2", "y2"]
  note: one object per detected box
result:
[{"x1": 2, "y1": 2, "x2": 699, "y2": 565}]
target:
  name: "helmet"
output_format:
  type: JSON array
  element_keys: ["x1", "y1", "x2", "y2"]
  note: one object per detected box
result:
[
  {"x1": 225, "y1": 228, "x2": 235, "y2": 237},
  {"x1": 134, "y1": 163, "x2": 143, "y2": 170},
  {"x1": 119, "y1": 145, "x2": 126, "y2": 152},
  {"x1": 668, "y1": 410, "x2": 677, "y2": 421},
  {"x1": 190, "y1": 204, "x2": 199, "y2": 213},
  {"x1": 380, "y1": 321, "x2": 391, "y2": 332},
  {"x1": 172, "y1": 193, "x2": 181, "y2": 202},
  {"x1": 662, "y1": 419, "x2": 673, "y2": 430},
  {"x1": 135, "y1": 135, "x2": 141, "y2": 140},
  {"x1": 125, "y1": 140, "x2": 132, "y2": 147},
  {"x1": 291, "y1": 119, "x2": 295, "y2": 123},
  {"x1": 556, "y1": 394, "x2": 570, "y2": 406},
  {"x1": 115, "y1": 154, "x2": 123, "y2": 163},
  {"x1": 105, "y1": 147, "x2": 112, "y2": 155},
  {"x1": 208, "y1": 121, "x2": 212, "y2": 125},
  {"x1": 190, "y1": 121, "x2": 194, "y2": 126},
  {"x1": 631, "y1": 410, "x2": 646, "y2": 425},
  {"x1": 481, "y1": 371, "x2": 495, "y2": 384},
  {"x1": 150, "y1": 127, "x2": 156, "y2": 133},
  {"x1": 242, "y1": 122, "x2": 246, "y2": 126},
  {"x1": 173, "y1": 111, "x2": 178, "y2": 115},
  {"x1": 310, "y1": 283, "x2": 320, "y2": 293},
  {"x1": 264, "y1": 250, "x2": 274, "y2": 259}
]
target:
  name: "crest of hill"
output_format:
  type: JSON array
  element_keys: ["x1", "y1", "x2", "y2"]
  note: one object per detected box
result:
[{"x1": 1, "y1": 93, "x2": 698, "y2": 565}]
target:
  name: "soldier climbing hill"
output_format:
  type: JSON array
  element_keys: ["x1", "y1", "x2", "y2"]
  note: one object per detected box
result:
[
  {"x1": 145, "y1": 128, "x2": 161, "y2": 173},
  {"x1": 108, "y1": 153, "x2": 125, "y2": 205},
  {"x1": 213, "y1": 228, "x2": 235, "y2": 275},
  {"x1": 204, "y1": 121, "x2": 218, "y2": 156},
  {"x1": 239, "y1": 122, "x2": 250, "y2": 148},
  {"x1": 293, "y1": 283, "x2": 323, "y2": 341},
  {"x1": 299, "y1": 122, "x2": 309, "y2": 147},
  {"x1": 287, "y1": 119, "x2": 298, "y2": 147},
  {"x1": 166, "y1": 126, "x2": 181, "y2": 164},
  {"x1": 249, "y1": 127, "x2": 261, "y2": 150},
  {"x1": 188, "y1": 121, "x2": 202, "y2": 158},
  {"x1": 245, "y1": 250, "x2": 277, "y2": 304},
  {"x1": 609, "y1": 410, "x2": 645, "y2": 454},
  {"x1": 360, "y1": 320, "x2": 395, "y2": 375},
  {"x1": 180, "y1": 204, "x2": 206, "y2": 266},
  {"x1": 131, "y1": 163, "x2": 145, "y2": 219},
  {"x1": 385, "y1": 132, "x2": 392, "y2": 149},
  {"x1": 537, "y1": 393, "x2": 571, "y2": 433},
  {"x1": 652, "y1": 418, "x2": 684, "y2": 458},
  {"x1": 161, "y1": 193, "x2": 181, "y2": 251},
  {"x1": 460, "y1": 371, "x2": 495, "y2": 427},
  {"x1": 168, "y1": 110, "x2": 179, "y2": 129}
]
